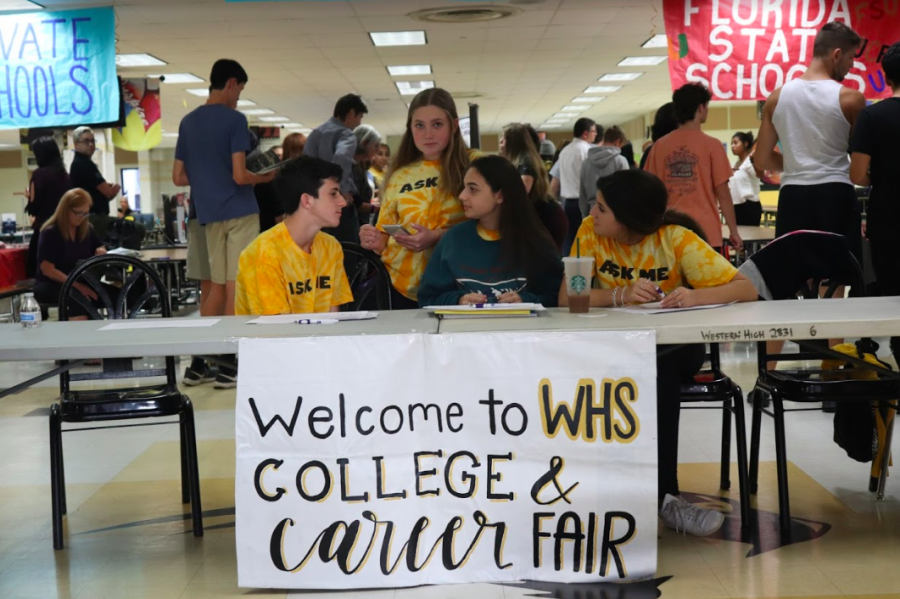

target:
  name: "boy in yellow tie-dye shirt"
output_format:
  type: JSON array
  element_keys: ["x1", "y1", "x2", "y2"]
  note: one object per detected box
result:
[
  {"x1": 236, "y1": 157, "x2": 353, "y2": 315},
  {"x1": 559, "y1": 170, "x2": 756, "y2": 539},
  {"x1": 359, "y1": 88, "x2": 473, "y2": 308}
]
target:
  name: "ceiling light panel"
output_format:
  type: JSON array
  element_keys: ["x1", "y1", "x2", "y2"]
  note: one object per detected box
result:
[
  {"x1": 643, "y1": 34, "x2": 668, "y2": 49},
  {"x1": 241, "y1": 109, "x2": 275, "y2": 116},
  {"x1": 618, "y1": 56, "x2": 667, "y2": 66},
  {"x1": 584, "y1": 85, "x2": 622, "y2": 94},
  {"x1": 370, "y1": 31, "x2": 427, "y2": 47},
  {"x1": 599, "y1": 73, "x2": 643, "y2": 81},
  {"x1": 387, "y1": 65, "x2": 432, "y2": 76},
  {"x1": 396, "y1": 80, "x2": 434, "y2": 95},
  {"x1": 258, "y1": 116, "x2": 290, "y2": 122},
  {"x1": 147, "y1": 73, "x2": 204, "y2": 84},
  {"x1": 571, "y1": 97, "x2": 604, "y2": 103},
  {"x1": 116, "y1": 54, "x2": 167, "y2": 67},
  {"x1": 186, "y1": 89, "x2": 209, "y2": 97}
]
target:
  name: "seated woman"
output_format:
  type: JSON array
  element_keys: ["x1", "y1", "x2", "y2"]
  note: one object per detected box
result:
[
  {"x1": 559, "y1": 169, "x2": 757, "y2": 536},
  {"x1": 34, "y1": 189, "x2": 107, "y2": 321},
  {"x1": 418, "y1": 155, "x2": 562, "y2": 307}
]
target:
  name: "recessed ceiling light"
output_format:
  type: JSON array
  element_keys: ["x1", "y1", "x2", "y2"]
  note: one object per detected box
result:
[
  {"x1": 387, "y1": 65, "x2": 432, "y2": 76},
  {"x1": 258, "y1": 116, "x2": 290, "y2": 123},
  {"x1": 116, "y1": 54, "x2": 167, "y2": 68},
  {"x1": 396, "y1": 80, "x2": 434, "y2": 95},
  {"x1": 572, "y1": 97, "x2": 605, "y2": 103},
  {"x1": 547, "y1": 118, "x2": 570, "y2": 124},
  {"x1": 541, "y1": 125, "x2": 561, "y2": 129},
  {"x1": 237, "y1": 100, "x2": 256, "y2": 107},
  {"x1": 162, "y1": 133, "x2": 179, "y2": 138},
  {"x1": 186, "y1": 88, "x2": 210, "y2": 97},
  {"x1": 561, "y1": 105, "x2": 587, "y2": 112},
  {"x1": 618, "y1": 56, "x2": 667, "y2": 67},
  {"x1": 241, "y1": 108, "x2": 275, "y2": 116},
  {"x1": 370, "y1": 31, "x2": 427, "y2": 47},
  {"x1": 0, "y1": 1, "x2": 43, "y2": 11},
  {"x1": 642, "y1": 34, "x2": 668, "y2": 49},
  {"x1": 553, "y1": 113, "x2": 576, "y2": 119},
  {"x1": 599, "y1": 73, "x2": 643, "y2": 82},
  {"x1": 147, "y1": 73, "x2": 204, "y2": 84},
  {"x1": 283, "y1": 123, "x2": 304, "y2": 128},
  {"x1": 584, "y1": 85, "x2": 622, "y2": 94}
]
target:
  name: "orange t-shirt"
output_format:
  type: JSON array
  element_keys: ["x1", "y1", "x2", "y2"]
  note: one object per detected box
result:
[{"x1": 645, "y1": 129, "x2": 732, "y2": 247}]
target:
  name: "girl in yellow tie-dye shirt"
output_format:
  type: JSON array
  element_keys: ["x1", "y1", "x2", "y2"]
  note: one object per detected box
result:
[
  {"x1": 559, "y1": 169, "x2": 757, "y2": 538},
  {"x1": 359, "y1": 88, "x2": 472, "y2": 308}
]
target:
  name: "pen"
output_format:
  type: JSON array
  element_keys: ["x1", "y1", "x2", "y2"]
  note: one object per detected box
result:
[
  {"x1": 655, "y1": 286, "x2": 666, "y2": 298},
  {"x1": 296, "y1": 319, "x2": 339, "y2": 325}
]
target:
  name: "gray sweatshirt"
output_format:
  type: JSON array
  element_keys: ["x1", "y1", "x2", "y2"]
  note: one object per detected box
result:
[{"x1": 578, "y1": 146, "x2": 629, "y2": 217}]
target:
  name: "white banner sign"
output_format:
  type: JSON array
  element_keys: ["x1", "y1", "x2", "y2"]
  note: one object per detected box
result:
[{"x1": 236, "y1": 330, "x2": 658, "y2": 589}]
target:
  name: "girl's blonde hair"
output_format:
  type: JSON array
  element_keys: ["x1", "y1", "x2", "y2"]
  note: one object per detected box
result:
[
  {"x1": 384, "y1": 88, "x2": 470, "y2": 197},
  {"x1": 43, "y1": 188, "x2": 92, "y2": 242}
]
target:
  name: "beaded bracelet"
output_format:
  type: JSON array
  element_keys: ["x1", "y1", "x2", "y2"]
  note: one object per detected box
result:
[{"x1": 612, "y1": 287, "x2": 619, "y2": 308}]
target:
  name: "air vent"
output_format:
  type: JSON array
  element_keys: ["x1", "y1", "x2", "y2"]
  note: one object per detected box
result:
[{"x1": 408, "y1": 5, "x2": 521, "y2": 24}]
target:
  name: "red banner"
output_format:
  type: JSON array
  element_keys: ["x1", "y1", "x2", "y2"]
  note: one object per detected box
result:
[{"x1": 663, "y1": 0, "x2": 898, "y2": 100}]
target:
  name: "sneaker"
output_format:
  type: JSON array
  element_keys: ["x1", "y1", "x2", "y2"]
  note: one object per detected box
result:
[
  {"x1": 659, "y1": 494, "x2": 725, "y2": 537},
  {"x1": 183, "y1": 358, "x2": 214, "y2": 386},
  {"x1": 214, "y1": 365, "x2": 237, "y2": 389}
]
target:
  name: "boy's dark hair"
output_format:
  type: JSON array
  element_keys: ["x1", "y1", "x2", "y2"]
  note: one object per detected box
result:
[
  {"x1": 209, "y1": 59, "x2": 248, "y2": 91},
  {"x1": 334, "y1": 94, "x2": 369, "y2": 120},
  {"x1": 672, "y1": 82, "x2": 712, "y2": 125},
  {"x1": 275, "y1": 156, "x2": 343, "y2": 215},
  {"x1": 573, "y1": 118, "x2": 596, "y2": 139},
  {"x1": 813, "y1": 21, "x2": 862, "y2": 58},
  {"x1": 603, "y1": 125, "x2": 627, "y2": 145},
  {"x1": 884, "y1": 42, "x2": 900, "y2": 87},
  {"x1": 598, "y1": 169, "x2": 708, "y2": 243}
]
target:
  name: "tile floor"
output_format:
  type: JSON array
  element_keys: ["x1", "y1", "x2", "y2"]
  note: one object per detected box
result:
[{"x1": 1, "y1": 333, "x2": 900, "y2": 598}]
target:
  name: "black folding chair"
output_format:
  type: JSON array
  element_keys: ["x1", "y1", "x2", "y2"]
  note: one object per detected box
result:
[
  {"x1": 741, "y1": 231, "x2": 900, "y2": 537},
  {"x1": 340, "y1": 242, "x2": 392, "y2": 311},
  {"x1": 679, "y1": 344, "x2": 751, "y2": 535},
  {"x1": 50, "y1": 254, "x2": 202, "y2": 549}
]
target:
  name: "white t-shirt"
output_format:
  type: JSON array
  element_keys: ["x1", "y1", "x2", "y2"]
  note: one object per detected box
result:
[
  {"x1": 549, "y1": 138, "x2": 593, "y2": 199},
  {"x1": 728, "y1": 157, "x2": 761, "y2": 205}
]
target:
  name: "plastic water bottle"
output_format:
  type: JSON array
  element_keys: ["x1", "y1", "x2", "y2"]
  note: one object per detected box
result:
[{"x1": 19, "y1": 293, "x2": 41, "y2": 329}]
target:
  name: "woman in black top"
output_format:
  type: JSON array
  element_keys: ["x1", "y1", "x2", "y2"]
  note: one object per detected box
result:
[
  {"x1": 34, "y1": 189, "x2": 107, "y2": 319},
  {"x1": 26, "y1": 137, "x2": 69, "y2": 277},
  {"x1": 500, "y1": 123, "x2": 567, "y2": 252}
]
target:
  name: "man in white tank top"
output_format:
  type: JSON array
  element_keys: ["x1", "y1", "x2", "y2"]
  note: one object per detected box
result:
[{"x1": 755, "y1": 21, "x2": 865, "y2": 261}]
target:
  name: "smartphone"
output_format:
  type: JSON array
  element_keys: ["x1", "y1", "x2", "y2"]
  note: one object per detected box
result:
[{"x1": 383, "y1": 224, "x2": 412, "y2": 236}]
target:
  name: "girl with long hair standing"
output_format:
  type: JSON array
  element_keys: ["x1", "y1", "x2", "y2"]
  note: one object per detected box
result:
[
  {"x1": 26, "y1": 137, "x2": 70, "y2": 277},
  {"x1": 500, "y1": 123, "x2": 567, "y2": 252},
  {"x1": 418, "y1": 156, "x2": 562, "y2": 307},
  {"x1": 359, "y1": 88, "x2": 473, "y2": 308},
  {"x1": 729, "y1": 131, "x2": 764, "y2": 226}
]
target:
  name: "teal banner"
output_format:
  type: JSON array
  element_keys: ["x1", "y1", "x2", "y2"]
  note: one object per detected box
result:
[{"x1": 0, "y1": 6, "x2": 117, "y2": 130}]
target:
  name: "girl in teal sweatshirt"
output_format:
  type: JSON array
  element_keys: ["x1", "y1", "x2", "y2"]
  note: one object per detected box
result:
[{"x1": 418, "y1": 156, "x2": 562, "y2": 307}]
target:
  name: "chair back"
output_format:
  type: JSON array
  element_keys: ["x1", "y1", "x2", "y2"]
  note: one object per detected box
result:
[
  {"x1": 340, "y1": 242, "x2": 392, "y2": 311},
  {"x1": 739, "y1": 230, "x2": 864, "y2": 301},
  {"x1": 58, "y1": 254, "x2": 176, "y2": 396}
]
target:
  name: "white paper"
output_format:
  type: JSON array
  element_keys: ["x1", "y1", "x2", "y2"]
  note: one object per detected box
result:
[
  {"x1": 99, "y1": 319, "x2": 220, "y2": 331},
  {"x1": 246, "y1": 311, "x2": 378, "y2": 325},
  {"x1": 107, "y1": 247, "x2": 141, "y2": 257},
  {"x1": 609, "y1": 301, "x2": 735, "y2": 315},
  {"x1": 423, "y1": 303, "x2": 546, "y2": 312}
]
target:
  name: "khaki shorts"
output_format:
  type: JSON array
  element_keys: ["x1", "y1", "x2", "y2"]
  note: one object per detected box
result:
[
  {"x1": 186, "y1": 219, "x2": 210, "y2": 281},
  {"x1": 205, "y1": 214, "x2": 259, "y2": 284}
]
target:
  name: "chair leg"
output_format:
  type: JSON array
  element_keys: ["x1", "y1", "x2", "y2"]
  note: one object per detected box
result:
[
  {"x1": 182, "y1": 399, "x2": 203, "y2": 537},
  {"x1": 180, "y1": 413, "x2": 190, "y2": 504},
  {"x1": 49, "y1": 405, "x2": 64, "y2": 550},
  {"x1": 732, "y1": 388, "x2": 752, "y2": 538},
  {"x1": 772, "y1": 394, "x2": 792, "y2": 538},
  {"x1": 749, "y1": 388, "x2": 763, "y2": 495},
  {"x1": 720, "y1": 398, "x2": 732, "y2": 490},
  {"x1": 876, "y1": 401, "x2": 896, "y2": 501}
]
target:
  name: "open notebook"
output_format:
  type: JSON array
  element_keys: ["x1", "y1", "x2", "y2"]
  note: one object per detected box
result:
[{"x1": 423, "y1": 303, "x2": 546, "y2": 319}]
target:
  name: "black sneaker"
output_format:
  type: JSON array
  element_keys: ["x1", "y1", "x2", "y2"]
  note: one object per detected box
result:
[
  {"x1": 183, "y1": 358, "x2": 214, "y2": 386},
  {"x1": 214, "y1": 365, "x2": 237, "y2": 389}
]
